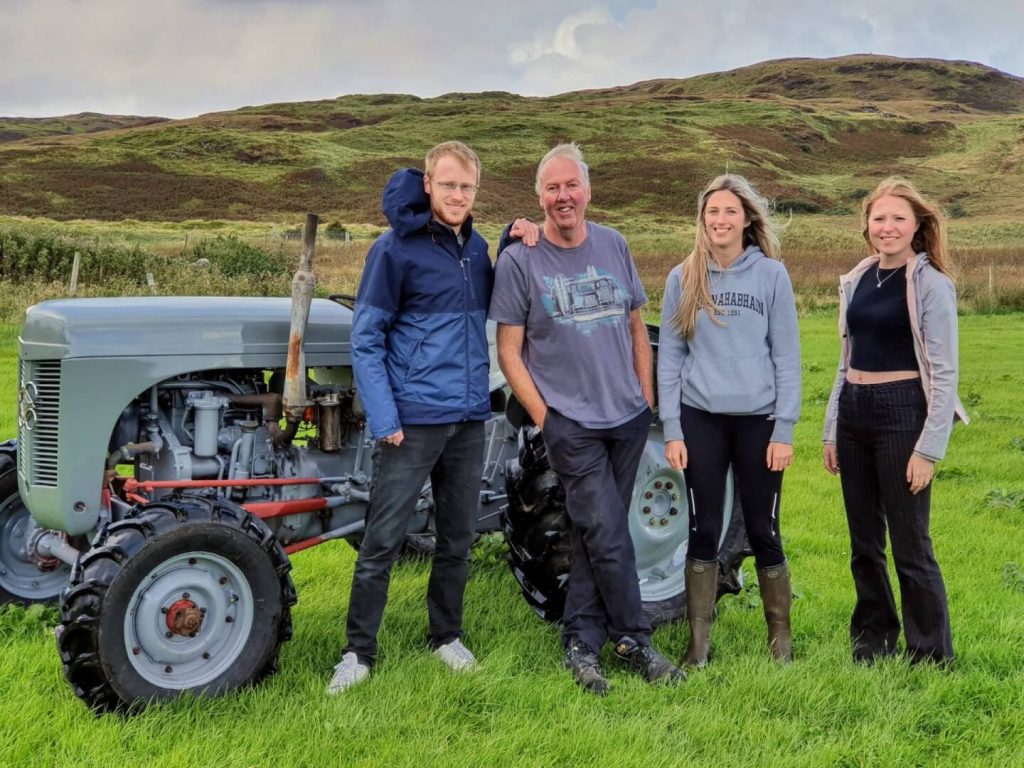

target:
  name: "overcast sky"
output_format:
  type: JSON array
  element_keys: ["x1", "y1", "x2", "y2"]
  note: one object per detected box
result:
[{"x1": 1, "y1": 0, "x2": 1022, "y2": 118}]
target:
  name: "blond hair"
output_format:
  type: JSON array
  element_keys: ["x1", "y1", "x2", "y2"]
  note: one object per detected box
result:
[
  {"x1": 862, "y1": 177, "x2": 951, "y2": 278},
  {"x1": 425, "y1": 141, "x2": 480, "y2": 182},
  {"x1": 673, "y1": 174, "x2": 779, "y2": 339}
]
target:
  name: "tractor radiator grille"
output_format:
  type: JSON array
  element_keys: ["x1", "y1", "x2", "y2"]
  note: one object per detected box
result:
[{"x1": 19, "y1": 359, "x2": 61, "y2": 487}]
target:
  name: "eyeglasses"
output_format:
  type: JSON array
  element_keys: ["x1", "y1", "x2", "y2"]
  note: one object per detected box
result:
[{"x1": 430, "y1": 180, "x2": 479, "y2": 196}]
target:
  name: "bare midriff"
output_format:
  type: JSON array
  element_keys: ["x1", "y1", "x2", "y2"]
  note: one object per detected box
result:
[{"x1": 846, "y1": 368, "x2": 920, "y2": 384}]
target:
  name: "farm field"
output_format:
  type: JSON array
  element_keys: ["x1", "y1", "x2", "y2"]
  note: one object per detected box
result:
[{"x1": 1, "y1": 313, "x2": 1023, "y2": 768}]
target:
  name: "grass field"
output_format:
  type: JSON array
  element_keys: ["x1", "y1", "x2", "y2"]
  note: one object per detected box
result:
[{"x1": 1, "y1": 312, "x2": 1023, "y2": 767}]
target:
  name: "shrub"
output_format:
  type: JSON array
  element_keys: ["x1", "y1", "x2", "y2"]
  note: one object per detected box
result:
[{"x1": 190, "y1": 235, "x2": 289, "y2": 277}]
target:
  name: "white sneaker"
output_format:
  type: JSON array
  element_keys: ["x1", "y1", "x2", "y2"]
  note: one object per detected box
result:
[
  {"x1": 433, "y1": 639, "x2": 480, "y2": 673},
  {"x1": 326, "y1": 652, "x2": 370, "y2": 694}
]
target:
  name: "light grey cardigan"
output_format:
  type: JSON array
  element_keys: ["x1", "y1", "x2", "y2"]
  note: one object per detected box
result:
[{"x1": 822, "y1": 252, "x2": 969, "y2": 461}]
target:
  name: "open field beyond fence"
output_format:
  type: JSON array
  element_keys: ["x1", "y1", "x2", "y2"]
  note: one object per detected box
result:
[
  {"x1": 2, "y1": 214, "x2": 1024, "y2": 322},
  {"x1": 1, "y1": 313, "x2": 1023, "y2": 767}
]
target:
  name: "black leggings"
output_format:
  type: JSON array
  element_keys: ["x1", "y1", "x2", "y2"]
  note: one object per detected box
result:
[{"x1": 680, "y1": 405, "x2": 785, "y2": 569}]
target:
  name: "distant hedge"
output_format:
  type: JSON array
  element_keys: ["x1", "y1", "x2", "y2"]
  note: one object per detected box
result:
[{"x1": 0, "y1": 227, "x2": 161, "y2": 283}]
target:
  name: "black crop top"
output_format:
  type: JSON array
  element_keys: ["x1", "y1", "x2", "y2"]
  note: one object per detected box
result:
[{"x1": 847, "y1": 264, "x2": 918, "y2": 372}]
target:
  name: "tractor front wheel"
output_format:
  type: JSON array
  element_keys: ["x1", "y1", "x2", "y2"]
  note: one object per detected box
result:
[{"x1": 56, "y1": 494, "x2": 296, "y2": 712}]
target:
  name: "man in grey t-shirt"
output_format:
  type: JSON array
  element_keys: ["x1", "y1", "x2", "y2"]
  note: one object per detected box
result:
[{"x1": 490, "y1": 143, "x2": 684, "y2": 695}]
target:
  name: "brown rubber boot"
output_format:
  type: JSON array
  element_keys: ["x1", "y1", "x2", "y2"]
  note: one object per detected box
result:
[
  {"x1": 757, "y1": 561, "x2": 793, "y2": 663},
  {"x1": 683, "y1": 558, "x2": 719, "y2": 668}
]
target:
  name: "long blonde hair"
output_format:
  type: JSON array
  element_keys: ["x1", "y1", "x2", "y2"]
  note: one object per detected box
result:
[
  {"x1": 862, "y1": 177, "x2": 951, "y2": 278},
  {"x1": 673, "y1": 174, "x2": 779, "y2": 339}
]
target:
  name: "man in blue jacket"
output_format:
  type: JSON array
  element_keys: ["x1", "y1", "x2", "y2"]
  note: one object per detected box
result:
[{"x1": 328, "y1": 141, "x2": 493, "y2": 693}]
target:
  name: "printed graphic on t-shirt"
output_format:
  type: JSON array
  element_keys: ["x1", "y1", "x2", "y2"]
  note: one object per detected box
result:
[{"x1": 541, "y1": 265, "x2": 627, "y2": 333}]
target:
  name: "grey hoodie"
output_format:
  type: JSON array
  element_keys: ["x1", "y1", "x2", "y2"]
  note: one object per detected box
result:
[
  {"x1": 821, "y1": 252, "x2": 968, "y2": 461},
  {"x1": 658, "y1": 245, "x2": 802, "y2": 444}
]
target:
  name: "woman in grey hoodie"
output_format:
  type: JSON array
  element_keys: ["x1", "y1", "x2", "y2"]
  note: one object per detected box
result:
[
  {"x1": 822, "y1": 178, "x2": 967, "y2": 666},
  {"x1": 658, "y1": 175, "x2": 801, "y2": 666}
]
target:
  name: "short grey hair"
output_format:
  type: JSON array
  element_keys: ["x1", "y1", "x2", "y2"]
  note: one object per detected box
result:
[{"x1": 535, "y1": 142, "x2": 590, "y2": 195}]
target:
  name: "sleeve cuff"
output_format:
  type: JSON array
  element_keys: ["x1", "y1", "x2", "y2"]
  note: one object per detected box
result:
[
  {"x1": 663, "y1": 419, "x2": 684, "y2": 442},
  {"x1": 770, "y1": 418, "x2": 795, "y2": 445}
]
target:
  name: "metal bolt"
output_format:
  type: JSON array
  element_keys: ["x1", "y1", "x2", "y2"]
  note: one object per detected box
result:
[
  {"x1": 648, "y1": 518, "x2": 658, "y2": 526},
  {"x1": 188, "y1": 557, "x2": 197, "y2": 565},
  {"x1": 643, "y1": 506, "x2": 651, "y2": 514},
  {"x1": 219, "y1": 576, "x2": 228, "y2": 585},
  {"x1": 161, "y1": 607, "x2": 169, "y2": 614},
  {"x1": 654, "y1": 481, "x2": 663, "y2": 490},
  {"x1": 229, "y1": 593, "x2": 238, "y2": 603},
  {"x1": 165, "y1": 631, "x2": 173, "y2": 638},
  {"x1": 672, "y1": 493, "x2": 680, "y2": 501},
  {"x1": 132, "y1": 647, "x2": 141, "y2": 655},
  {"x1": 182, "y1": 592, "x2": 190, "y2": 599},
  {"x1": 644, "y1": 490, "x2": 654, "y2": 500},
  {"x1": 202, "y1": 652, "x2": 211, "y2": 660},
  {"x1": 225, "y1": 616, "x2": 234, "y2": 623},
  {"x1": 200, "y1": 607, "x2": 207, "y2": 615},
  {"x1": 659, "y1": 518, "x2": 669, "y2": 527},
  {"x1": 665, "y1": 481, "x2": 674, "y2": 490},
  {"x1": 669, "y1": 507, "x2": 678, "y2": 516},
  {"x1": 165, "y1": 665, "x2": 173, "y2": 673}
]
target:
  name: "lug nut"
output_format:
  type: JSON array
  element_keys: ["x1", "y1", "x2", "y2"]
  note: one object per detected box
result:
[
  {"x1": 665, "y1": 481, "x2": 674, "y2": 490},
  {"x1": 182, "y1": 592, "x2": 190, "y2": 599},
  {"x1": 659, "y1": 518, "x2": 669, "y2": 527},
  {"x1": 165, "y1": 631, "x2": 173, "y2": 638},
  {"x1": 164, "y1": 665, "x2": 173, "y2": 674},
  {"x1": 644, "y1": 491, "x2": 654, "y2": 500},
  {"x1": 219, "y1": 576, "x2": 228, "y2": 585},
  {"x1": 226, "y1": 616, "x2": 234, "y2": 623},
  {"x1": 654, "y1": 481, "x2": 663, "y2": 490},
  {"x1": 132, "y1": 647, "x2": 141, "y2": 656},
  {"x1": 202, "y1": 652, "x2": 211, "y2": 660},
  {"x1": 643, "y1": 506, "x2": 651, "y2": 514},
  {"x1": 161, "y1": 607, "x2": 169, "y2": 614},
  {"x1": 188, "y1": 557, "x2": 197, "y2": 565},
  {"x1": 669, "y1": 507, "x2": 678, "y2": 516}
]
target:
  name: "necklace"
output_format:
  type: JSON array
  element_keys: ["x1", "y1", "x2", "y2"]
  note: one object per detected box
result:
[{"x1": 875, "y1": 263, "x2": 904, "y2": 288}]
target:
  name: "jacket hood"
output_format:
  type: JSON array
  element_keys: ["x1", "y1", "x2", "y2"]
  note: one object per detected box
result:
[
  {"x1": 382, "y1": 168, "x2": 432, "y2": 236},
  {"x1": 709, "y1": 244, "x2": 764, "y2": 274}
]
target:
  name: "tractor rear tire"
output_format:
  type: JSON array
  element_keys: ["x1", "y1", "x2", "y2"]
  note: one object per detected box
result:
[
  {"x1": 0, "y1": 445, "x2": 72, "y2": 606},
  {"x1": 56, "y1": 494, "x2": 296, "y2": 712},
  {"x1": 502, "y1": 425, "x2": 750, "y2": 627}
]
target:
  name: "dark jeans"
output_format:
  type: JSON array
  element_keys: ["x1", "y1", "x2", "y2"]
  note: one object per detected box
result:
[
  {"x1": 542, "y1": 407, "x2": 653, "y2": 652},
  {"x1": 344, "y1": 421, "x2": 485, "y2": 666},
  {"x1": 680, "y1": 405, "x2": 785, "y2": 569},
  {"x1": 837, "y1": 379, "x2": 953, "y2": 663}
]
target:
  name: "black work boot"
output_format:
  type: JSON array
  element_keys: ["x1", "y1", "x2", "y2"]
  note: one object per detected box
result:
[
  {"x1": 563, "y1": 640, "x2": 610, "y2": 696},
  {"x1": 614, "y1": 636, "x2": 686, "y2": 684},
  {"x1": 683, "y1": 558, "x2": 719, "y2": 668},
  {"x1": 757, "y1": 561, "x2": 793, "y2": 663}
]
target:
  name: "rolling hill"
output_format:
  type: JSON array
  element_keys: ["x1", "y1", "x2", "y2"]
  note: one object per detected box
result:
[{"x1": 1, "y1": 54, "x2": 1022, "y2": 226}]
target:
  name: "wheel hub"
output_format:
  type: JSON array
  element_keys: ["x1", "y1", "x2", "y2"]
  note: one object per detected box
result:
[
  {"x1": 165, "y1": 598, "x2": 204, "y2": 636},
  {"x1": 123, "y1": 551, "x2": 254, "y2": 688}
]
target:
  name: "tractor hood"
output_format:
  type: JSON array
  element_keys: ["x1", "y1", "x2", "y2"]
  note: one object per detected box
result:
[{"x1": 19, "y1": 296, "x2": 352, "y2": 360}]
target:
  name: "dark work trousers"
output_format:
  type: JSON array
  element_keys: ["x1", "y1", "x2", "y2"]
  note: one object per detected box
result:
[
  {"x1": 836, "y1": 379, "x2": 953, "y2": 663},
  {"x1": 343, "y1": 421, "x2": 485, "y2": 667},
  {"x1": 680, "y1": 404, "x2": 785, "y2": 569},
  {"x1": 542, "y1": 407, "x2": 654, "y2": 652}
]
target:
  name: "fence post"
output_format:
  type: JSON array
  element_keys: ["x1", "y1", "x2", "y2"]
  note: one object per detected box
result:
[
  {"x1": 146, "y1": 272, "x2": 157, "y2": 295},
  {"x1": 69, "y1": 251, "x2": 81, "y2": 294},
  {"x1": 989, "y1": 265, "x2": 994, "y2": 302}
]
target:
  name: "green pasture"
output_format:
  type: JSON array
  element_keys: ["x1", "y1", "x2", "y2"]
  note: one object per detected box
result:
[{"x1": 1, "y1": 313, "x2": 1024, "y2": 767}]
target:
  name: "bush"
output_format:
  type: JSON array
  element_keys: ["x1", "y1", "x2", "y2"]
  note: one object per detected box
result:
[
  {"x1": 189, "y1": 235, "x2": 289, "y2": 277},
  {"x1": 0, "y1": 227, "x2": 161, "y2": 283}
]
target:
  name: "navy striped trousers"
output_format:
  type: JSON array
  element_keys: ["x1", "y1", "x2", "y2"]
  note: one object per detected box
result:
[{"x1": 836, "y1": 379, "x2": 954, "y2": 663}]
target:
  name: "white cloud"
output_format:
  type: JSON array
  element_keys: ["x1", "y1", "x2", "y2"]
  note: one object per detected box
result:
[{"x1": 0, "y1": 0, "x2": 1021, "y2": 117}]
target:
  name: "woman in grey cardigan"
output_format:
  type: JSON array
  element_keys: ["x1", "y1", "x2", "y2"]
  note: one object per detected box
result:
[
  {"x1": 658, "y1": 175, "x2": 801, "y2": 666},
  {"x1": 822, "y1": 177, "x2": 968, "y2": 666}
]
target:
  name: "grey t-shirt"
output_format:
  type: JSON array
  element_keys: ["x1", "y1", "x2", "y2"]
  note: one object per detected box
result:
[{"x1": 489, "y1": 221, "x2": 649, "y2": 429}]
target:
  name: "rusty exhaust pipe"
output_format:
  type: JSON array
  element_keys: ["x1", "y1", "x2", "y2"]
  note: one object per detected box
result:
[{"x1": 280, "y1": 212, "x2": 319, "y2": 445}]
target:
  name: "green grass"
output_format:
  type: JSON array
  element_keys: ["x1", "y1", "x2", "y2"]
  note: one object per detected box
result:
[{"x1": 1, "y1": 313, "x2": 1024, "y2": 766}]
